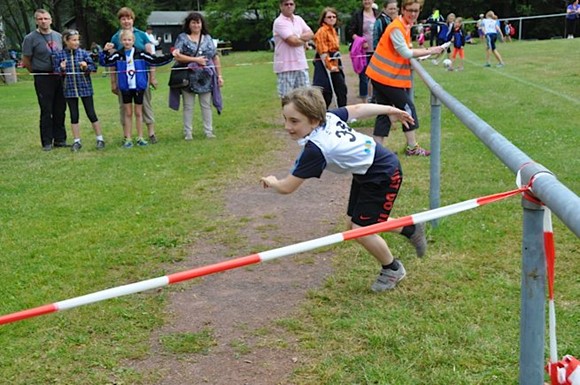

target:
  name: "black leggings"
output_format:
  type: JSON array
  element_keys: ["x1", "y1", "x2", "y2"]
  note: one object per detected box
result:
[
  {"x1": 566, "y1": 18, "x2": 577, "y2": 36},
  {"x1": 66, "y1": 96, "x2": 98, "y2": 124}
]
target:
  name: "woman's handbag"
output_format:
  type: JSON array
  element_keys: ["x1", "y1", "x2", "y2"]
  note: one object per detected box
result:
[
  {"x1": 188, "y1": 63, "x2": 213, "y2": 94},
  {"x1": 168, "y1": 65, "x2": 189, "y2": 88}
]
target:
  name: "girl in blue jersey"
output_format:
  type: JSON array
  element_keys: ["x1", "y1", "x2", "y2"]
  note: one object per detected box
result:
[
  {"x1": 260, "y1": 87, "x2": 427, "y2": 292},
  {"x1": 101, "y1": 30, "x2": 174, "y2": 147}
]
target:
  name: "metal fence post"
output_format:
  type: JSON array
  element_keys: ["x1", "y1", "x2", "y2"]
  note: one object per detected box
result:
[
  {"x1": 429, "y1": 92, "x2": 441, "y2": 228},
  {"x1": 519, "y1": 197, "x2": 546, "y2": 385}
]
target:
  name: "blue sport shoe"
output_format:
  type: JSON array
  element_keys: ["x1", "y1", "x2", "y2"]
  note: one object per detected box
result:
[
  {"x1": 136, "y1": 138, "x2": 148, "y2": 146},
  {"x1": 123, "y1": 138, "x2": 133, "y2": 148}
]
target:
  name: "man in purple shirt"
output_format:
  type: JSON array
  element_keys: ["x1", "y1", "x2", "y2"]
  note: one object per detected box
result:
[{"x1": 272, "y1": 0, "x2": 313, "y2": 97}]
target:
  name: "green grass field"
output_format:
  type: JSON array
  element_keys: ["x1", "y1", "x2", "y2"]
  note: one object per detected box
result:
[{"x1": 0, "y1": 39, "x2": 578, "y2": 384}]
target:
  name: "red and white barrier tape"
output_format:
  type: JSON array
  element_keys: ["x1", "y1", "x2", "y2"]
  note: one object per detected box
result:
[
  {"x1": 0, "y1": 52, "x2": 361, "y2": 77},
  {"x1": 0, "y1": 186, "x2": 527, "y2": 326}
]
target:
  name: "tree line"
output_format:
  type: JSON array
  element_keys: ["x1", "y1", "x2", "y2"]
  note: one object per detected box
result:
[{"x1": 0, "y1": 0, "x2": 570, "y2": 55}]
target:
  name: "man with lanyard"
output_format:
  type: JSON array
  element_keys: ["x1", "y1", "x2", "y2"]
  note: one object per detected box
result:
[
  {"x1": 272, "y1": 0, "x2": 313, "y2": 98},
  {"x1": 109, "y1": 7, "x2": 158, "y2": 144},
  {"x1": 22, "y1": 9, "x2": 68, "y2": 151}
]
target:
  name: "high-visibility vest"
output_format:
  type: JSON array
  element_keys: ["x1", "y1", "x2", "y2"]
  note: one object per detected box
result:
[{"x1": 366, "y1": 16, "x2": 412, "y2": 89}]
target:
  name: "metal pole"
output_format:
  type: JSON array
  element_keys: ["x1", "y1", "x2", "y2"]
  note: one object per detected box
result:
[
  {"x1": 519, "y1": 197, "x2": 546, "y2": 385},
  {"x1": 429, "y1": 92, "x2": 441, "y2": 227}
]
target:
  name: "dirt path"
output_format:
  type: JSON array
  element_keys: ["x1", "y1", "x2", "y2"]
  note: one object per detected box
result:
[{"x1": 129, "y1": 57, "x2": 361, "y2": 385}]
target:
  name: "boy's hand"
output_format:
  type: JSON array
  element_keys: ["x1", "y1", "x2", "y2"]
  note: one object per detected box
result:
[
  {"x1": 260, "y1": 176, "x2": 278, "y2": 189},
  {"x1": 79, "y1": 61, "x2": 87, "y2": 70},
  {"x1": 388, "y1": 109, "x2": 415, "y2": 129},
  {"x1": 104, "y1": 42, "x2": 115, "y2": 51},
  {"x1": 60, "y1": 60, "x2": 66, "y2": 70}
]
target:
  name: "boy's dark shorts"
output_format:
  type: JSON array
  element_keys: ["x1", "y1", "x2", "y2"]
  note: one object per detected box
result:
[
  {"x1": 122, "y1": 90, "x2": 144, "y2": 105},
  {"x1": 347, "y1": 168, "x2": 403, "y2": 227}
]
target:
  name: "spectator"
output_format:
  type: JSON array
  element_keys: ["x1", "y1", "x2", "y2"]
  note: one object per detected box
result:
[
  {"x1": 21, "y1": 9, "x2": 68, "y2": 151},
  {"x1": 366, "y1": 0, "x2": 445, "y2": 153},
  {"x1": 53, "y1": 30, "x2": 105, "y2": 151},
  {"x1": 170, "y1": 12, "x2": 224, "y2": 140},
  {"x1": 272, "y1": 0, "x2": 313, "y2": 98},
  {"x1": 260, "y1": 87, "x2": 427, "y2": 292},
  {"x1": 348, "y1": 0, "x2": 378, "y2": 102},
  {"x1": 482, "y1": 10, "x2": 505, "y2": 67},
  {"x1": 438, "y1": 13, "x2": 455, "y2": 61},
  {"x1": 145, "y1": 26, "x2": 161, "y2": 49},
  {"x1": 476, "y1": 13, "x2": 485, "y2": 43},
  {"x1": 312, "y1": 7, "x2": 347, "y2": 108},
  {"x1": 448, "y1": 17, "x2": 466, "y2": 71},
  {"x1": 566, "y1": 0, "x2": 579, "y2": 39},
  {"x1": 373, "y1": 0, "x2": 399, "y2": 50},
  {"x1": 101, "y1": 31, "x2": 174, "y2": 148},
  {"x1": 416, "y1": 23, "x2": 425, "y2": 47},
  {"x1": 504, "y1": 20, "x2": 514, "y2": 42},
  {"x1": 109, "y1": 7, "x2": 159, "y2": 144},
  {"x1": 89, "y1": 42, "x2": 102, "y2": 63},
  {"x1": 426, "y1": 7, "x2": 444, "y2": 47}
]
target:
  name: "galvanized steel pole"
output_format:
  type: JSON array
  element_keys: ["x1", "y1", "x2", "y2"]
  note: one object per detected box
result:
[
  {"x1": 429, "y1": 92, "x2": 442, "y2": 227},
  {"x1": 519, "y1": 197, "x2": 547, "y2": 385}
]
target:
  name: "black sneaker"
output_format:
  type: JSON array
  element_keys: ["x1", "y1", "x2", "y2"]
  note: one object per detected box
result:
[
  {"x1": 71, "y1": 141, "x2": 82, "y2": 152},
  {"x1": 54, "y1": 141, "x2": 71, "y2": 148},
  {"x1": 96, "y1": 140, "x2": 105, "y2": 150},
  {"x1": 149, "y1": 134, "x2": 158, "y2": 144},
  {"x1": 42, "y1": 144, "x2": 53, "y2": 151}
]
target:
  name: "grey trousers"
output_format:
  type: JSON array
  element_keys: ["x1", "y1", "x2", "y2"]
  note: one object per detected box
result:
[{"x1": 182, "y1": 90, "x2": 213, "y2": 137}]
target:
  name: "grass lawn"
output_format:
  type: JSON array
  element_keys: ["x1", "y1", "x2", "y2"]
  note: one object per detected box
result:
[{"x1": 0, "y1": 39, "x2": 578, "y2": 384}]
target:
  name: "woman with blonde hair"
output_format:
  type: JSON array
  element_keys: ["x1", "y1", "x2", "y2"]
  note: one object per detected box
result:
[{"x1": 312, "y1": 7, "x2": 347, "y2": 107}]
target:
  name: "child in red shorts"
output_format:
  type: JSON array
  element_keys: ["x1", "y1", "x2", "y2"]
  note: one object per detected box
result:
[{"x1": 449, "y1": 17, "x2": 466, "y2": 71}]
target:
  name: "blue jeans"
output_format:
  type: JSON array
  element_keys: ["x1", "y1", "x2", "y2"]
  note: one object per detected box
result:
[{"x1": 358, "y1": 52, "x2": 373, "y2": 98}]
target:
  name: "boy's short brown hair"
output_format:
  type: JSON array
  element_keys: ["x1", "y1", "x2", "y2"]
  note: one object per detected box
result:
[
  {"x1": 117, "y1": 7, "x2": 135, "y2": 20},
  {"x1": 281, "y1": 87, "x2": 327, "y2": 124}
]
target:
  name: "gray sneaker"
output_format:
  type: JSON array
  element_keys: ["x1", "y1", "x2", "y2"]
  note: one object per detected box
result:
[
  {"x1": 409, "y1": 222, "x2": 427, "y2": 257},
  {"x1": 71, "y1": 141, "x2": 82, "y2": 152},
  {"x1": 371, "y1": 260, "x2": 406, "y2": 292}
]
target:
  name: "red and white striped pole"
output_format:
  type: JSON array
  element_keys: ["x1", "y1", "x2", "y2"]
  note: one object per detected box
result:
[
  {"x1": 0, "y1": 187, "x2": 527, "y2": 326},
  {"x1": 544, "y1": 207, "x2": 560, "y2": 385}
]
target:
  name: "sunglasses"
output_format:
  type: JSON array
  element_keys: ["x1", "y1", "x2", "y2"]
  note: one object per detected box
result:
[
  {"x1": 283, "y1": 2, "x2": 295, "y2": 6},
  {"x1": 325, "y1": 15, "x2": 337, "y2": 19}
]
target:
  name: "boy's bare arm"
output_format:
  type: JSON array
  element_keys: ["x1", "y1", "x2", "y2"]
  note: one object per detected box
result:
[
  {"x1": 345, "y1": 104, "x2": 415, "y2": 128},
  {"x1": 260, "y1": 174, "x2": 304, "y2": 194}
]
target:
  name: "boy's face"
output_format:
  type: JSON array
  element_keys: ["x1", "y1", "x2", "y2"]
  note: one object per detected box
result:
[
  {"x1": 282, "y1": 103, "x2": 320, "y2": 140},
  {"x1": 121, "y1": 35, "x2": 134, "y2": 49}
]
